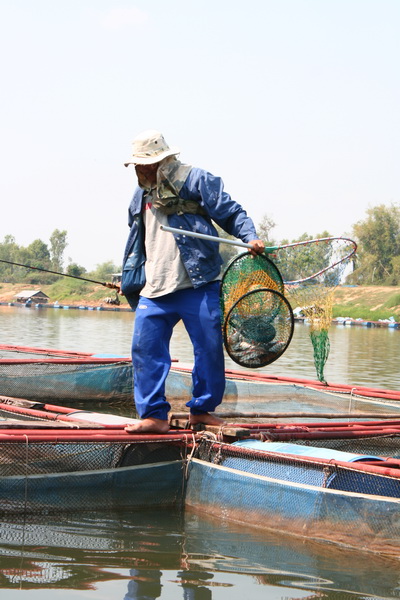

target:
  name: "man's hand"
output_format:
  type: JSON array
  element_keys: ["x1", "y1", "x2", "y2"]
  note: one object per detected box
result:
[
  {"x1": 247, "y1": 239, "x2": 265, "y2": 256},
  {"x1": 105, "y1": 282, "x2": 124, "y2": 295}
]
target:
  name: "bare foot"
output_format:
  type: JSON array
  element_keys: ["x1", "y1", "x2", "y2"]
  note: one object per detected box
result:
[
  {"x1": 189, "y1": 413, "x2": 225, "y2": 427},
  {"x1": 125, "y1": 418, "x2": 170, "y2": 434}
]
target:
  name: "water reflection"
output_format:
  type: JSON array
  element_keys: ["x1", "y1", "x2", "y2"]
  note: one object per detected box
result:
[
  {"x1": 1, "y1": 509, "x2": 400, "y2": 598},
  {"x1": 0, "y1": 305, "x2": 399, "y2": 389}
]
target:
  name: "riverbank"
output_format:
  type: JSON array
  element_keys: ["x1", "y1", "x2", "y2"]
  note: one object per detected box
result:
[
  {"x1": 0, "y1": 283, "x2": 399, "y2": 322},
  {"x1": 0, "y1": 282, "x2": 130, "y2": 309},
  {"x1": 332, "y1": 285, "x2": 400, "y2": 321}
]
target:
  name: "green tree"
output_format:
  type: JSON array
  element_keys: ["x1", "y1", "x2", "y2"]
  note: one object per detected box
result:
[
  {"x1": 90, "y1": 261, "x2": 120, "y2": 282},
  {"x1": 26, "y1": 239, "x2": 51, "y2": 265},
  {"x1": 66, "y1": 262, "x2": 87, "y2": 277},
  {"x1": 0, "y1": 235, "x2": 17, "y2": 259},
  {"x1": 24, "y1": 239, "x2": 53, "y2": 284},
  {"x1": 273, "y1": 231, "x2": 332, "y2": 283},
  {"x1": 50, "y1": 229, "x2": 68, "y2": 272},
  {"x1": 0, "y1": 235, "x2": 19, "y2": 281},
  {"x1": 257, "y1": 214, "x2": 276, "y2": 245},
  {"x1": 350, "y1": 203, "x2": 400, "y2": 284},
  {"x1": 390, "y1": 256, "x2": 400, "y2": 285}
]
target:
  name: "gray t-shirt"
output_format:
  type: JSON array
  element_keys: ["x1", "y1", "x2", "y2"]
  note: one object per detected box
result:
[{"x1": 140, "y1": 189, "x2": 192, "y2": 298}]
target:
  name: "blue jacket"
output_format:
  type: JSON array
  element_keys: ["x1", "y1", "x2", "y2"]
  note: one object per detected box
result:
[{"x1": 122, "y1": 167, "x2": 259, "y2": 307}]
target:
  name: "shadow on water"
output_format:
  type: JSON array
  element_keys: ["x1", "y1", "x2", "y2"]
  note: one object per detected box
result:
[{"x1": 0, "y1": 508, "x2": 400, "y2": 598}]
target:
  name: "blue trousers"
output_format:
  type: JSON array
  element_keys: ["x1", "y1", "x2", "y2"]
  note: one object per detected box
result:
[{"x1": 131, "y1": 282, "x2": 225, "y2": 420}]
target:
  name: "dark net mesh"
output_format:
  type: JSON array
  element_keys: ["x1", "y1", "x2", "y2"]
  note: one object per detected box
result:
[
  {"x1": 194, "y1": 438, "x2": 400, "y2": 498},
  {"x1": 0, "y1": 440, "x2": 185, "y2": 516},
  {"x1": 277, "y1": 435, "x2": 400, "y2": 458},
  {"x1": 0, "y1": 441, "x2": 126, "y2": 476},
  {"x1": 223, "y1": 289, "x2": 294, "y2": 368},
  {"x1": 188, "y1": 437, "x2": 400, "y2": 555},
  {"x1": 0, "y1": 361, "x2": 133, "y2": 402}
]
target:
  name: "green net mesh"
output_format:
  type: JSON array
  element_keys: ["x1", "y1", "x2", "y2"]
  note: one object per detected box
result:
[
  {"x1": 310, "y1": 329, "x2": 331, "y2": 383},
  {"x1": 221, "y1": 253, "x2": 284, "y2": 317},
  {"x1": 271, "y1": 237, "x2": 356, "y2": 384},
  {"x1": 0, "y1": 347, "x2": 133, "y2": 402},
  {"x1": 284, "y1": 281, "x2": 334, "y2": 383},
  {"x1": 281, "y1": 284, "x2": 334, "y2": 384},
  {"x1": 224, "y1": 289, "x2": 294, "y2": 368}
]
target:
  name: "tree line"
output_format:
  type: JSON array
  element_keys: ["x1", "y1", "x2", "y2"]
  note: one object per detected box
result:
[
  {"x1": 0, "y1": 229, "x2": 120, "y2": 285},
  {"x1": 0, "y1": 202, "x2": 399, "y2": 286},
  {"x1": 256, "y1": 203, "x2": 400, "y2": 286}
]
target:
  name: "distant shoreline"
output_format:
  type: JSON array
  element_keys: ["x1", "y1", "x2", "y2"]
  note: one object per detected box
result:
[
  {"x1": 0, "y1": 300, "x2": 132, "y2": 312},
  {"x1": 1, "y1": 299, "x2": 398, "y2": 329},
  {"x1": 1, "y1": 282, "x2": 399, "y2": 324}
]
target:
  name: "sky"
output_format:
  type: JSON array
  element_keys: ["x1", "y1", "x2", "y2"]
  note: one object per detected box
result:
[{"x1": 0, "y1": 0, "x2": 399, "y2": 271}]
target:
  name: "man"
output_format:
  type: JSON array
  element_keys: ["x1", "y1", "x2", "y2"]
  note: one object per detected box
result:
[{"x1": 122, "y1": 130, "x2": 264, "y2": 433}]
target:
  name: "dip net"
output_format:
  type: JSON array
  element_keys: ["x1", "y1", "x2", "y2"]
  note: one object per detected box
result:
[
  {"x1": 220, "y1": 253, "x2": 294, "y2": 368},
  {"x1": 220, "y1": 237, "x2": 356, "y2": 379}
]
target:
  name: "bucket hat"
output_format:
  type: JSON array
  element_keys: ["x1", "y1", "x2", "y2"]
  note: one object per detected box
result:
[{"x1": 124, "y1": 129, "x2": 180, "y2": 166}]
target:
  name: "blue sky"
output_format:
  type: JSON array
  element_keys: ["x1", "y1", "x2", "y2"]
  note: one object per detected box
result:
[{"x1": 0, "y1": 0, "x2": 399, "y2": 270}]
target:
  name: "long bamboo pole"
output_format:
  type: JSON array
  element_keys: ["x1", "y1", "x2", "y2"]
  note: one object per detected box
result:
[{"x1": 0, "y1": 258, "x2": 118, "y2": 288}]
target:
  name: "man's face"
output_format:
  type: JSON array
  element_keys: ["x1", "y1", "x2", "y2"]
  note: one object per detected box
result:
[{"x1": 135, "y1": 162, "x2": 159, "y2": 185}]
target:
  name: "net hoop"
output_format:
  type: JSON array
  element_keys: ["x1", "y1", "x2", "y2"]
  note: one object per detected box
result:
[
  {"x1": 221, "y1": 252, "x2": 284, "y2": 291},
  {"x1": 275, "y1": 237, "x2": 357, "y2": 285},
  {"x1": 223, "y1": 287, "x2": 294, "y2": 369}
]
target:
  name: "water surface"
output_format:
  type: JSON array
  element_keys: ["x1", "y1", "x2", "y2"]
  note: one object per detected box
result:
[
  {"x1": 1, "y1": 509, "x2": 400, "y2": 599},
  {"x1": 0, "y1": 304, "x2": 399, "y2": 389},
  {"x1": 0, "y1": 305, "x2": 399, "y2": 599}
]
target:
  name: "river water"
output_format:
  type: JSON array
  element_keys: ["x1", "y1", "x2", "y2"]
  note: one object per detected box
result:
[
  {"x1": 0, "y1": 304, "x2": 400, "y2": 599},
  {"x1": 0, "y1": 304, "x2": 399, "y2": 389}
]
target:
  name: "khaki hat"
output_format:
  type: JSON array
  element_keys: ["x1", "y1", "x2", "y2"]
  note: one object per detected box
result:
[{"x1": 124, "y1": 129, "x2": 180, "y2": 166}]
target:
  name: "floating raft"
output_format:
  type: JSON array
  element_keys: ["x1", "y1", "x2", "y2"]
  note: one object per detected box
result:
[{"x1": 1, "y1": 396, "x2": 400, "y2": 557}]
